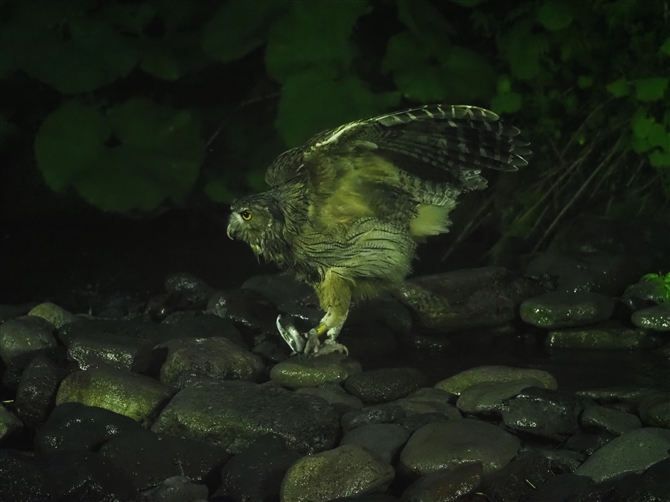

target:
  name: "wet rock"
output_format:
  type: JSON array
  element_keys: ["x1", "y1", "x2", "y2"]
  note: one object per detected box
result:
[
  {"x1": 397, "y1": 413, "x2": 451, "y2": 433},
  {"x1": 397, "y1": 330, "x2": 452, "y2": 352},
  {"x1": 566, "y1": 459, "x2": 670, "y2": 502},
  {"x1": 0, "y1": 302, "x2": 36, "y2": 323},
  {"x1": 342, "y1": 404, "x2": 406, "y2": 432},
  {"x1": 158, "y1": 337, "x2": 264, "y2": 388},
  {"x1": 56, "y1": 366, "x2": 175, "y2": 423},
  {"x1": 524, "y1": 473, "x2": 594, "y2": 502},
  {"x1": 525, "y1": 252, "x2": 643, "y2": 296},
  {"x1": 546, "y1": 322, "x2": 663, "y2": 349},
  {"x1": 270, "y1": 353, "x2": 362, "y2": 389},
  {"x1": 638, "y1": 391, "x2": 670, "y2": 428},
  {"x1": 574, "y1": 427, "x2": 670, "y2": 482},
  {"x1": 405, "y1": 387, "x2": 458, "y2": 404},
  {"x1": 624, "y1": 274, "x2": 669, "y2": 305},
  {"x1": 58, "y1": 317, "x2": 150, "y2": 345},
  {"x1": 207, "y1": 288, "x2": 279, "y2": 333},
  {"x1": 331, "y1": 496, "x2": 399, "y2": 502},
  {"x1": 400, "y1": 463, "x2": 483, "y2": 502},
  {"x1": 164, "y1": 272, "x2": 215, "y2": 306},
  {"x1": 531, "y1": 447, "x2": 585, "y2": 473},
  {"x1": 280, "y1": 444, "x2": 395, "y2": 502},
  {"x1": 59, "y1": 314, "x2": 244, "y2": 348},
  {"x1": 548, "y1": 464, "x2": 670, "y2": 502},
  {"x1": 217, "y1": 434, "x2": 301, "y2": 502},
  {"x1": 394, "y1": 393, "x2": 462, "y2": 420},
  {"x1": 252, "y1": 338, "x2": 291, "y2": 363},
  {"x1": 344, "y1": 367, "x2": 428, "y2": 404},
  {"x1": 502, "y1": 387, "x2": 584, "y2": 440},
  {"x1": 296, "y1": 384, "x2": 364, "y2": 409},
  {"x1": 479, "y1": 450, "x2": 553, "y2": 502},
  {"x1": 562, "y1": 430, "x2": 616, "y2": 456},
  {"x1": 15, "y1": 355, "x2": 68, "y2": 426},
  {"x1": 137, "y1": 475, "x2": 209, "y2": 502},
  {"x1": 0, "y1": 315, "x2": 57, "y2": 368},
  {"x1": 340, "y1": 423, "x2": 410, "y2": 464},
  {"x1": 520, "y1": 291, "x2": 615, "y2": 329},
  {"x1": 456, "y1": 378, "x2": 545, "y2": 417},
  {"x1": 547, "y1": 216, "x2": 670, "y2": 270},
  {"x1": 348, "y1": 296, "x2": 414, "y2": 335},
  {"x1": 0, "y1": 404, "x2": 23, "y2": 443},
  {"x1": 576, "y1": 385, "x2": 658, "y2": 403},
  {"x1": 398, "y1": 419, "x2": 520, "y2": 478},
  {"x1": 0, "y1": 449, "x2": 137, "y2": 502},
  {"x1": 580, "y1": 403, "x2": 641, "y2": 435},
  {"x1": 242, "y1": 273, "x2": 319, "y2": 322},
  {"x1": 339, "y1": 325, "x2": 401, "y2": 360},
  {"x1": 397, "y1": 267, "x2": 542, "y2": 332},
  {"x1": 435, "y1": 365, "x2": 557, "y2": 395},
  {"x1": 34, "y1": 402, "x2": 143, "y2": 454},
  {"x1": 28, "y1": 302, "x2": 80, "y2": 329},
  {"x1": 152, "y1": 380, "x2": 339, "y2": 455},
  {"x1": 99, "y1": 428, "x2": 230, "y2": 491},
  {"x1": 632, "y1": 302, "x2": 670, "y2": 331},
  {"x1": 68, "y1": 334, "x2": 154, "y2": 372}
]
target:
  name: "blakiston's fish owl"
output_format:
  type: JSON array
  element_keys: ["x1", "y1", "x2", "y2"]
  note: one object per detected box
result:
[{"x1": 227, "y1": 104, "x2": 530, "y2": 356}]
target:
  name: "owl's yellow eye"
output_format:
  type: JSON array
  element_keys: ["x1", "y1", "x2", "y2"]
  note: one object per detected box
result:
[{"x1": 240, "y1": 210, "x2": 252, "y2": 221}]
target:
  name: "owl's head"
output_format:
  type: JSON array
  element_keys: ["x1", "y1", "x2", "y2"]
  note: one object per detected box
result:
[{"x1": 227, "y1": 193, "x2": 285, "y2": 256}]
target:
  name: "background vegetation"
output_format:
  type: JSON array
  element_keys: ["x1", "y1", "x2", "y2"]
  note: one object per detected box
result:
[{"x1": 1, "y1": 0, "x2": 668, "y2": 257}]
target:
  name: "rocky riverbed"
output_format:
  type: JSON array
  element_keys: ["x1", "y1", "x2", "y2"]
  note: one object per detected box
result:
[
  {"x1": 1, "y1": 211, "x2": 669, "y2": 501},
  {"x1": 1, "y1": 249, "x2": 669, "y2": 502}
]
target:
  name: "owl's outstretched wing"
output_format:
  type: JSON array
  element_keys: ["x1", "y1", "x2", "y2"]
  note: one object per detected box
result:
[{"x1": 265, "y1": 104, "x2": 530, "y2": 191}]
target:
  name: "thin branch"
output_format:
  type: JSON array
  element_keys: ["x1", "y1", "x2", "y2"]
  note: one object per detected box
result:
[
  {"x1": 440, "y1": 197, "x2": 494, "y2": 261},
  {"x1": 534, "y1": 131, "x2": 627, "y2": 251}
]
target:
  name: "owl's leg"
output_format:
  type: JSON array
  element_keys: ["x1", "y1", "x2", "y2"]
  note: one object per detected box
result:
[{"x1": 304, "y1": 269, "x2": 351, "y2": 356}]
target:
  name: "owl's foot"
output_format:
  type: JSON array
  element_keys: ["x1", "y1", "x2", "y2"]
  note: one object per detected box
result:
[
  {"x1": 276, "y1": 315, "x2": 348, "y2": 356},
  {"x1": 304, "y1": 327, "x2": 349, "y2": 356}
]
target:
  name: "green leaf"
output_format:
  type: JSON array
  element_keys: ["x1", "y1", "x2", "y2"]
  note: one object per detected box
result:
[
  {"x1": 496, "y1": 75, "x2": 512, "y2": 94},
  {"x1": 381, "y1": 31, "x2": 430, "y2": 74},
  {"x1": 537, "y1": 1, "x2": 573, "y2": 31},
  {"x1": 634, "y1": 77, "x2": 668, "y2": 102},
  {"x1": 35, "y1": 101, "x2": 110, "y2": 192},
  {"x1": 491, "y1": 92, "x2": 522, "y2": 114},
  {"x1": 139, "y1": 44, "x2": 182, "y2": 81},
  {"x1": 35, "y1": 99, "x2": 204, "y2": 212},
  {"x1": 382, "y1": 32, "x2": 445, "y2": 103},
  {"x1": 606, "y1": 78, "x2": 630, "y2": 98},
  {"x1": 102, "y1": 1, "x2": 156, "y2": 34},
  {"x1": 203, "y1": 0, "x2": 287, "y2": 64},
  {"x1": 205, "y1": 178, "x2": 235, "y2": 203},
  {"x1": 450, "y1": 0, "x2": 482, "y2": 6},
  {"x1": 631, "y1": 110, "x2": 655, "y2": 139},
  {"x1": 577, "y1": 75, "x2": 593, "y2": 89},
  {"x1": 650, "y1": 149, "x2": 670, "y2": 168},
  {"x1": 661, "y1": 37, "x2": 670, "y2": 57},
  {"x1": 276, "y1": 68, "x2": 399, "y2": 147},
  {"x1": 397, "y1": 0, "x2": 452, "y2": 58},
  {"x1": 505, "y1": 20, "x2": 545, "y2": 80},
  {"x1": 7, "y1": 3, "x2": 138, "y2": 94},
  {"x1": 439, "y1": 47, "x2": 496, "y2": 102},
  {"x1": 265, "y1": 0, "x2": 369, "y2": 82}
]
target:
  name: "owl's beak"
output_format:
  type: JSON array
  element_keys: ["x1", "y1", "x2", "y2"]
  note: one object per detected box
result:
[{"x1": 226, "y1": 219, "x2": 237, "y2": 240}]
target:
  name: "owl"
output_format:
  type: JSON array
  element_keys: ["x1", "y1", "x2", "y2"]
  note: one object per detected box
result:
[{"x1": 227, "y1": 104, "x2": 530, "y2": 356}]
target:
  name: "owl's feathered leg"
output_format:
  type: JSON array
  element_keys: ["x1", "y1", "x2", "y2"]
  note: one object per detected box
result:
[{"x1": 303, "y1": 269, "x2": 351, "y2": 356}]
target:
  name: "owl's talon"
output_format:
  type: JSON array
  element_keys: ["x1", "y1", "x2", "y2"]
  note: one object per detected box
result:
[{"x1": 319, "y1": 339, "x2": 349, "y2": 356}]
